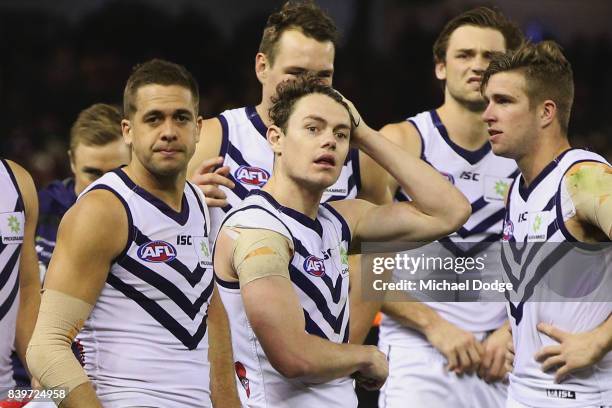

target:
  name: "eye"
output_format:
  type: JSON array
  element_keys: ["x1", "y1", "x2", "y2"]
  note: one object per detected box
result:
[
  {"x1": 146, "y1": 115, "x2": 161, "y2": 124},
  {"x1": 175, "y1": 114, "x2": 190, "y2": 123},
  {"x1": 307, "y1": 126, "x2": 318, "y2": 134},
  {"x1": 335, "y1": 131, "x2": 348, "y2": 139}
]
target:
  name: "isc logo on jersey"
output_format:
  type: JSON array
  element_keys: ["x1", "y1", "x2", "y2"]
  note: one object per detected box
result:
[
  {"x1": 235, "y1": 165, "x2": 270, "y2": 187},
  {"x1": 137, "y1": 240, "x2": 177, "y2": 263},
  {"x1": 304, "y1": 255, "x2": 326, "y2": 277}
]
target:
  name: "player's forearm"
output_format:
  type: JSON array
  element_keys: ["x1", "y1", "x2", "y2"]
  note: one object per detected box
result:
[
  {"x1": 59, "y1": 382, "x2": 102, "y2": 408},
  {"x1": 291, "y1": 334, "x2": 374, "y2": 383},
  {"x1": 381, "y1": 300, "x2": 442, "y2": 335},
  {"x1": 208, "y1": 291, "x2": 241, "y2": 408},
  {"x1": 357, "y1": 125, "x2": 469, "y2": 226},
  {"x1": 15, "y1": 281, "x2": 40, "y2": 370},
  {"x1": 592, "y1": 314, "x2": 612, "y2": 355}
]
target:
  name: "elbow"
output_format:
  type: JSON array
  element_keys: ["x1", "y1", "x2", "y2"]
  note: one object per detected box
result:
[
  {"x1": 446, "y1": 198, "x2": 472, "y2": 235},
  {"x1": 269, "y1": 352, "x2": 311, "y2": 379}
]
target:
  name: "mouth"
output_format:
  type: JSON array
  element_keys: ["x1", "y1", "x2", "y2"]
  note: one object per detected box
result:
[
  {"x1": 488, "y1": 129, "x2": 503, "y2": 141},
  {"x1": 154, "y1": 146, "x2": 183, "y2": 156},
  {"x1": 467, "y1": 76, "x2": 482, "y2": 85},
  {"x1": 314, "y1": 154, "x2": 336, "y2": 168}
]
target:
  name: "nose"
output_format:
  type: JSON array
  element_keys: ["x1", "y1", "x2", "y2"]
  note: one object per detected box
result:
[
  {"x1": 482, "y1": 102, "x2": 495, "y2": 125},
  {"x1": 321, "y1": 130, "x2": 337, "y2": 150},
  {"x1": 472, "y1": 54, "x2": 488, "y2": 75},
  {"x1": 160, "y1": 118, "x2": 178, "y2": 142}
]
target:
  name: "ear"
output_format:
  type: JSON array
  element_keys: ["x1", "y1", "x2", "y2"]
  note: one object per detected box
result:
[
  {"x1": 267, "y1": 125, "x2": 283, "y2": 156},
  {"x1": 255, "y1": 52, "x2": 268, "y2": 85},
  {"x1": 540, "y1": 100, "x2": 557, "y2": 129},
  {"x1": 435, "y1": 60, "x2": 447, "y2": 81},
  {"x1": 68, "y1": 149, "x2": 76, "y2": 175},
  {"x1": 195, "y1": 116, "x2": 203, "y2": 144},
  {"x1": 122, "y1": 119, "x2": 133, "y2": 146}
]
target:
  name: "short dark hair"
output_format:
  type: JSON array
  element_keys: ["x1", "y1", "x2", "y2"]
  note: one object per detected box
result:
[
  {"x1": 269, "y1": 75, "x2": 355, "y2": 134},
  {"x1": 481, "y1": 41, "x2": 574, "y2": 135},
  {"x1": 259, "y1": 1, "x2": 337, "y2": 66},
  {"x1": 123, "y1": 59, "x2": 199, "y2": 118},
  {"x1": 69, "y1": 103, "x2": 122, "y2": 153},
  {"x1": 433, "y1": 6, "x2": 523, "y2": 63}
]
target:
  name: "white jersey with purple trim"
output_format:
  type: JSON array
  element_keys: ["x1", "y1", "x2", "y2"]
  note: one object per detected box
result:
[
  {"x1": 502, "y1": 148, "x2": 612, "y2": 407},
  {"x1": 209, "y1": 106, "x2": 361, "y2": 240},
  {"x1": 0, "y1": 159, "x2": 24, "y2": 395},
  {"x1": 380, "y1": 110, "x2": 519, "y2": 346},
  {"x1": 76, "y1": 169, "x2": 214, "y2": 407},
  {"x1": 215, "y1": 190, "x2": 356, "y2": 408}
]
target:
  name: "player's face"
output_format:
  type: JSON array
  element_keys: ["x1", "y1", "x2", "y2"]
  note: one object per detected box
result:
[
  {"x1": 482, "y1": 71, "x2": 539, "y2": 159},
  {"x1": 70, "y1": 139, "x2": 131, "y2": 195},
  {"x1": 258, "y1": 30, "x2": 335, "y2": 105},
  {"x1": 273, "y1": 93, "x2": 350, "y2": 191},
  {"x1": 437, "y1": 25, "x2": 506, "y2": 110},
  {"x1": 123, "y1": 84, "x2": 202, "y2": 178}
]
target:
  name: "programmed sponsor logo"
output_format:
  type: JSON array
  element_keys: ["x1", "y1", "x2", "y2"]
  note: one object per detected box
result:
[
  {"x1": 303, "y1": 255, "x2": 326, "y2": 277},
  {"x1": 546, "y1": 389, "x2": 576, "y2": 400},
  {"x1": 137, "y1": 240, "x2": 177, "y2": 263},
  {"x1": 235, "y1": 165, "x2": 270, "y2": 187}
]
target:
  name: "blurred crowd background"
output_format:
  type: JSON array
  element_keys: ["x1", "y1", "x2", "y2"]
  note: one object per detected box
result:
[{"x1": 1, "y1": 0, "x2": 611, "y2": 189}]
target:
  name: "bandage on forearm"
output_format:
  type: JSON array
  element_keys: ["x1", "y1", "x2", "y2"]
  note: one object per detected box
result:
[
  {"x1": 230, "y1": 228, "x2": 293, "y2": 286},
  {"x1": 26, "y1": 289, "x2": 94, "y2": 404},
  {"x1": 565, "y1": 165, "x2": 612, "y2": 238}
]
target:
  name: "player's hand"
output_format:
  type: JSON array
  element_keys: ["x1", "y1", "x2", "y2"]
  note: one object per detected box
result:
[
  {"x1": 190, "y1": 156, "x2": 235, "y2": 208},
  {"x1": 505, "y1": 336, "x2": 515, "y2": 374},
  {"x1": 335, "y1": 92, "x2": 370, "y2": 148},
  {"x1": 535, "y1": 322, "x2": 608, "y2": 383},
  {"x1": 424, "y1": 317, "x2": 483, "y2": 374},
  {"x1": 354, "y1": 346, "x2": 388, "y2": 391},
  {"x1": 478, "y1": 325, "x2": 512, "y2": 383}
]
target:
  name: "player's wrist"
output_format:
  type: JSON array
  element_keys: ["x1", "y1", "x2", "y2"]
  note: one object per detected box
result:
[{"x1": 591, "y1": 324, "x2": 612, "y2": 356}]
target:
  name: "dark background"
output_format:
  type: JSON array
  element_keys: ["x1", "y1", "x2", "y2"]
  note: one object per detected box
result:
[{"x1": 1, "y1": 0, "x2": 611, "y2": 189}]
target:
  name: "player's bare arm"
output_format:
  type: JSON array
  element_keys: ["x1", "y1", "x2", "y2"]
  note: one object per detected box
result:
[
  {"x1": 208, "y1": 284, "x2": 241, "y2": 408},
  {"x1": 26, "y1": 189, "x2": 127, "y2": 407},
  {"x1": 7, "y1": 160, "x2": 41, "y2": 375},
  {"x1": 214, "y1": 227, "x2": 388, "y2": 389},
  {"x1": 187, "y1": 117, "x2": 235, "y2": 207}
]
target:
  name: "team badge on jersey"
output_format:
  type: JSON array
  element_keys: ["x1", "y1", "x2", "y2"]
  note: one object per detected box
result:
[
  {"x1": 193, "y1": 236, "x2": 213, "y2": 267},
  {"x1": 527, "y1": 211, "x2": 550, "y2": 242},
  {"x1": 234, "y1": 165, "x2": 270, "y2": 187},
  {"x1": 502, "y1": 219, "x2": 514, "y2": 241},
  {"x1": 0, "y1": 211, "x2": 25, "y2": 244},
  {"x1": 484, "y1": 176, "x2": 512, "y2": 202},
  {"x1": 304, "y1": 255, "x2": 326, "y2": 277},
  {"x1": 137, "y1": 240, "x2": 177, "y2": 263},
  {"x1": 235, "y1": 362, "x2": 251, "y2": 398}
]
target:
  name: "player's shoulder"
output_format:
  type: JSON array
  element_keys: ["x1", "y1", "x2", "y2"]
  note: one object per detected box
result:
[
  {"x1": 379, "y1": 119, "x2": 422, "y2": 158},
  {"x1": 565, "y1": 160, "x2": 611, "y2": 190},
  {"x1": 4, "y1": 159, "x2": 38, "y2": 213},
  {"x1": 69, "y1": 188, "x2": 127, "y2": 230},
  {"x1": 4, "y1": 159, "x2": 34, "y2": 186}
]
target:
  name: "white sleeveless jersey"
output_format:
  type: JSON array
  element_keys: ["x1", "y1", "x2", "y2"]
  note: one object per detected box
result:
[
  {"x1": 209, "y1": 106, "x2": 361, "y2": 240},
  {"x1": 76, "y1": 169, "x2": 214, "y2": 407},
  {"x1": 502, "y1": 149, "x2": 612, "y2": 407},
  {"x1": 380, "y1": 110, "x2": 518, "y2": 346},
  {"x1": 0, "y1": 159, "x2": 24, "y2": 393},
  {"x1": 216, "y1": 190, "x2": 356, "y2": 408}
]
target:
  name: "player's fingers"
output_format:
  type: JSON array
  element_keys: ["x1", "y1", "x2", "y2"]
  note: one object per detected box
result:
[
  {"x1": 541, "y1": 355, "x2": 565, "y2": 373},
  {"x1": 456, "y1": 348, "x2": 472, "y2": 373},
  {"x1": 213, "y1": 165, "x2": 231, "y2": 176},
  {"x1": 193, "y1": 156, "x2": 224, "y2": 175},
  {"x1": 193, "y1": 173, "x2": 235, "y2": 189},
  {"x1": 486, "y1": 348, "x2": 506, "y2": 383},
  {"x1": 534, "y1": 345, "x2": 561, "y2": 362},
  {"x1": 200, "y1": 186, "x2": 227, "y2": 200},
  {"x1": 446, "y1": 350, "x2": 459, "y2": 372},
  {"x1": 205, "y1": 197, "x2": 229, "y2": 208},
  {"x1": 478, "y1": 348, "x2": 493, "y2": 379},
  {"x1": 554, "y1": 364, "x2": 572, "y2": 384},
  {"x1": 537, "y1": 323, "x2": 567, "y2": 342},
  {"x1": 466, "y1": 344, "x2": 481, "y2": 371}
]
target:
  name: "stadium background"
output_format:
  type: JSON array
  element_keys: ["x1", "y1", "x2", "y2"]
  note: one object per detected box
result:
[{"x1": 0, "y1": 0, "x2": 610, "y2": 406}]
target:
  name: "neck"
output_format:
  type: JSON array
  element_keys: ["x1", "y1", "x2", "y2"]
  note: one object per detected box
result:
[
  {"x1": 256, "y1": 99, "x2": 273, "y2": 127},
  {"x1": 262, "y1": 175, "x2": 322, "y2": 220},
  {"x1": 124, "y1": 161, "x2": 185, "y2": 211},
  {"x1": 437, "y1": 97, "x2": 489, "y2": 150},
  {"x1": 518, "y1": 134, "x2": 571, "y2": 186}
]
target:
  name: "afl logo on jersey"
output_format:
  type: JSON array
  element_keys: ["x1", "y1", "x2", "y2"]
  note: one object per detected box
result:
[
  {"x1": 137, "y1": 240, "x2": 177, "y2": 263},
  {"x1": 502, "y1": 220, "x2": 514, "y2": 241},
  {"x1": 440, "y1": 171, "x2": 455, "y2": 185},
  {"x1": 304, "y1": 255, "x2": 326, "y2": 277},
  {"x1": 235, "y1": 165, "x2": 270, "y2": 187}
]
